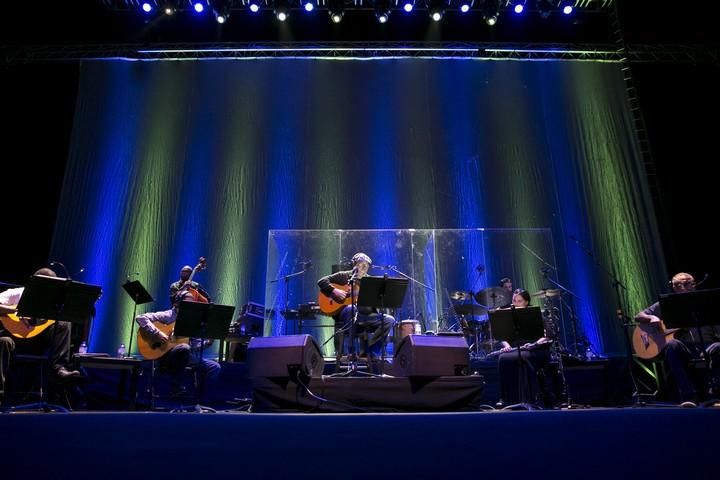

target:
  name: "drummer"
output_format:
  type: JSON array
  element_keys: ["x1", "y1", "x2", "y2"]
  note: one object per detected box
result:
[{"x1": 498, "y1": 277, "x2": 513, "y2": 308}]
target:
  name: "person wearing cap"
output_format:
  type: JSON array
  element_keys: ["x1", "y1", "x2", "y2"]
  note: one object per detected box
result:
[{"x1": 318, "y1": 252, "x2": 394, "y2": 369}]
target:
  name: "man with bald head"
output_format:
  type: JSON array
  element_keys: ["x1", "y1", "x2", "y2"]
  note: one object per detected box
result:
[
  {"x1": 169, "y1": 265, "x2": 210, "y2": 307},
  {"x1": 636, "y1": 272, "x2": 720, "y2": 406}
]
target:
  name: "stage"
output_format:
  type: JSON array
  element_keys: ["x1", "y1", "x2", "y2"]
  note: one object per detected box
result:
[{"x1": 2, "y1": 408, "x2": 717, "y2": 480}]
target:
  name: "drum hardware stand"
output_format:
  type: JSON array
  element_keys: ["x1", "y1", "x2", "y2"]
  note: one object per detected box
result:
[{"x1": 270, "y1": 263, "x2": 311, "y2": 336}]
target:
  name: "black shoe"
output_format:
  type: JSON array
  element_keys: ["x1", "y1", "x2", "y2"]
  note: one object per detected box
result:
[{"x1": 55, "y1": 366, "x2": 82, "y2": 381}]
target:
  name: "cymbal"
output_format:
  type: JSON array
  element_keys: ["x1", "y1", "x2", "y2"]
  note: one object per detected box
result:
[
  {"x1": 450, "y1": 290, "x2": 472, "y2": 301},
  {"x1": 474, "y1": 286, "x2": 511, "y2": 308},
  {"x1": 531, "y1": 288, "x2": 564, "y2": 298}
]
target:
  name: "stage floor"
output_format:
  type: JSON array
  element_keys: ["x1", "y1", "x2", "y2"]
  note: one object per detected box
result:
[{"x1": 2, "y1": 408, "x2": 718, "y2": 480}]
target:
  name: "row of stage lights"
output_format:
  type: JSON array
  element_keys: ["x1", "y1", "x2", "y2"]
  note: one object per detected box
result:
[{"x1": 126, "y1": 0, "x2": 585, "y2": 25}]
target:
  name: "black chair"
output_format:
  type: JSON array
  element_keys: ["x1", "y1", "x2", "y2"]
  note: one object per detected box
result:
[{"x1": 5, "y1": 353, "x2": 70, "y2": 412}]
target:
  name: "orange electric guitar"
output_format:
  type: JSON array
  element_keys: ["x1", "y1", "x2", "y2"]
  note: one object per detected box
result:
[
  {"x1": 317, "y1": 283, "x2": 359, "y2": 316},
  {"x1": 632, "y1": 320, "x2": 679, "y2": 360},
  {"x1": 0, "y1": 304, "x2": 55, "y2": 339}
]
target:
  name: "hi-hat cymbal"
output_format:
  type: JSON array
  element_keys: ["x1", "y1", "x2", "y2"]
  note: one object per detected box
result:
[
  {"x1": 531, "y1": 288, "x2": 564, "y2": 298},
  {"x1": 450, "y1": 290, "x2": 472, "y2": 301},
  {"x1": 474, "y1": 286, "x2": 511, "y2": 308}
]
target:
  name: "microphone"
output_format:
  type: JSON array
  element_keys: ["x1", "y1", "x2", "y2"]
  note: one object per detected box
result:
[
  {"x1": 301, "y1": 261, "x2": 313, "y2": 269},
  {"x1": 127, "y1": 272, "x2": 141, "y2": 279},
  {"x1": 49, "y1": 261, "x2": 71, "y2": 279}
]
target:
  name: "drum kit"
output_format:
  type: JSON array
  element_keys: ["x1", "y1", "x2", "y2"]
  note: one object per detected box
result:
[{"x1": 446, "y1": 286, "x2": 566, "y2": 358}]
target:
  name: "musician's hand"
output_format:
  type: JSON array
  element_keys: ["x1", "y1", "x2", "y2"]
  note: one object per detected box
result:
[
  {"x1": 153, "y1": 331, "x2": 170, "y2": 344},
  {"x1": 0, "y1": 304, "x2": 17, "y2": 315},
  {"x1": 521, "y1": 342, "x2": 533, "y2": 349},
  {"x1": 332, "y1": 288, "x2": 347, "y2": 302},
  {"x1": 501, "y1": 345, "x2": 513, "y2": 353},
  {"x1": 649, "y1": 316, "x2": 661, "y2": 325}
]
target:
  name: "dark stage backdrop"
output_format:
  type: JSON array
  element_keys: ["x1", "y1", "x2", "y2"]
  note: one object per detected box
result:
[{"x1": 50, "y1": 58, "x2": 665, "y2": 356}]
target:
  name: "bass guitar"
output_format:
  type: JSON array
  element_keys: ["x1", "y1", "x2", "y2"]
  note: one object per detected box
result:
[
  {"x1": 174, "y1": 257, "x2": 208, "y2": 304},
  {"x1": 632, "y1": 320, "x2": 679, "y2": 360}
]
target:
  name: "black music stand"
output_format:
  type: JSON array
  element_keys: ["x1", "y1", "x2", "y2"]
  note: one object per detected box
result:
[
  {"x1": 489, "y1": 306, "x2": 545, "y2": 410},
  {"x1": 122, "y1": 280, "x2": 154, "y2": 358},
  {"x1": 12, "y1": 275, "x2": 102, "y2": 412},
  {"x1": 355, "y1": 275, "x2": 409, "y2": 376},
  {"x1": 660, "y1": 288, "x2": 720, "y2": 393},
  {"x1": 172, "y1": 301, "x2": 235, "y2": 412}
]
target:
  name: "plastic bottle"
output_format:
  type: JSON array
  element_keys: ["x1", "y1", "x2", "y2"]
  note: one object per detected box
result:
[
  {"x1": 79, "y1": 341, "x2": 88, "y2": 354},
  {"x1": 585, "y1": 346, "x2": 593, "y2": 361},
  {"x1": 117, "y1": 343, "x2": 127, "y2": 358}
]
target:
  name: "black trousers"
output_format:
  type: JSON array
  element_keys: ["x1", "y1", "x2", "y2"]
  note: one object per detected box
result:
[{"x1": 497, "y1": 347, "x2": 552, "y2": 406}]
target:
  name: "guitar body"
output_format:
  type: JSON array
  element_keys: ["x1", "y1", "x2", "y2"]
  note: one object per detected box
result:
[
  {"x1": 137, "y1": 321, "x2": 189, "y2": 360},
  {"x1": 0, "y1": 313, "x2": 55, "y2": 339},
  {"x1": 317, "y1": 283, "x2": 355, "y2": 316},
  {"x1": 632, "y1": 321, "x2": 678, "y2": 360}
]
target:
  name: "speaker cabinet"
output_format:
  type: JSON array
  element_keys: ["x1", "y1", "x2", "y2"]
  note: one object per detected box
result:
[
  {"x1": 394, "y1": 335, "x2": 469, "y2": 376},
  {"x1": 247, "y1": 334, "x2": 325, "y2": 378}
]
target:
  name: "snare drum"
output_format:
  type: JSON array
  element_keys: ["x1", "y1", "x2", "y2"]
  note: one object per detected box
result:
[{"x1": 394, "y1": 319, "x2": 422, "y2": 349}]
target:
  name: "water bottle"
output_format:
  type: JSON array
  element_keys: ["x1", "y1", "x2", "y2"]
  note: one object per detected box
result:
[
  {"x1": 585, "y1": 346, "x2": 593, "y2": 361},
  {"x1": 117, "y1": 343, "x2": 126, "y2": 358},
  {"x1": 79, "y1": 341, "x2": 88, "y2": 354}
]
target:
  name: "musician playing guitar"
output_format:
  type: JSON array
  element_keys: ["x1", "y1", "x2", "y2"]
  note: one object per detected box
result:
[
  {"x1": 317, "y1": 252, "x2": 394, "y2": 367},
  {"x1": 135, "y1": 258, "x2": 220, "y2": 399},
  {"x1": 635, "y1": 272, "x2": 720, "y2": 406},
  {"x1": 1, "y1": 268, "x2": 81, "y2": 395}
]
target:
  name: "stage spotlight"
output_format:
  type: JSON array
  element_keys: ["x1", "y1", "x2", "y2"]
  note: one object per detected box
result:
[
  {"x1": 511, "y1": 0, "x2": 526, "y2": 14},
  {"x1": 275, "y1": 0, "x2": 291, "y2": 21},
  {"x1": 558, "y1": 1, "x2": 573, "y2": 15},
  {"x1": 213, "y1": 0, "x2": 232, "y2": 23},
  {"x1": 328, "y1": 0, "x2": 344, "y2": 22},
  {"x1": 141, "y1": 2, "x2": 153, "y2": 13},
  {"x1": 426, "y1": 0, "x2": 447, "y2": 22},
  {"x1": 402, "y1": 0, "x2": 414, "y2": 13},
  {"x1": 193, "y1": 1, "x2": 206, "y2": 13},
  {"x1": 248, "y1": 0, "x2": 261, "y2": 12},
  {"x1": 303, "y1": 0, "x2": 315, "y2": 12},
  {"x1": 459, "y1": 0, "x2": 472, "y2": 14},
  {"x1": 480, "y1": 0, "x2": 499, "y2": 26},
  {"x1": 161, "y1": 2, "x2": 176, "y2": 15},
  {"x1": 374, "y1": 0, "x2": 391, "y2": 23}
]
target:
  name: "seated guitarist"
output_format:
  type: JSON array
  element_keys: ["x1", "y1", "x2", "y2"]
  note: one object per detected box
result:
[
  {"x1": 635, "y1": 272, "x2": 720, "y2": 406},
  {"x1": 135, "y1": 265, "x2": 220, "y2": 400},
  {"x1": 0, "y1": 268, "x2": 81, "y2": 397},
  {"x1": 317, "y1": 253, "x2": 394, "y2": 366}
]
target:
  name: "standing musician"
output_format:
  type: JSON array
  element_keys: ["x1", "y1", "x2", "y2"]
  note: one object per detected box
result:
[
  {"x1": 0, "y1": 268, "x2": 81, "y2": 397},
  {"x1": 317, "y1": 253, "x2": 394, "y2": 365},
  {"x1": 135, "y1": 260, "x2": 220, "y2": 399},
  {"x1": 496, "y1": 288, "x2": 556, "y2": 407},
  {"x1": 635, "y1": 272, "x2": 720, "y2": 406}
]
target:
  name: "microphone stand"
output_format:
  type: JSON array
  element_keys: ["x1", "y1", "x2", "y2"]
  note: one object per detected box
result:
[
  {"x1": 270, "y1": 267, "x2": 310, "y2": 335},
  {"x1": 569, "y1": 235, "x2": 645, "y2": 407},
  {"x1": 380, "y1": 265, "x2": 434, "y2": 332}
]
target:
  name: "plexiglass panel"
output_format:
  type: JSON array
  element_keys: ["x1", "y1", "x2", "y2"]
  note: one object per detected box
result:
[{"x1": 266, "y1": 229, "x2": 558, "y2": 356}]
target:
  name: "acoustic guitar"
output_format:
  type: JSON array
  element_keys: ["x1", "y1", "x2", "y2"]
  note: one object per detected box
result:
[
  {"x1": 137, "y1": 320, "x2": 189, "y2": 360},
  {"x1": 0, "y1": 307, "x2": 56, "y2": 339},
  {"x1": 317, "y1": 283, "x2": 358, "y2": 316},
  {"x1": 632, "y1": 320, "x2": 679, "y2": 360}
]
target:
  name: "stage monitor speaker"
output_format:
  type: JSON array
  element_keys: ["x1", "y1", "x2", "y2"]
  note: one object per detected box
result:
[
  {"x1": 394, "y1": 335, "x2": 469, "y2": 377},
  {"x1": 247, "y1": 334, "x2": 325, "y2": 378}
]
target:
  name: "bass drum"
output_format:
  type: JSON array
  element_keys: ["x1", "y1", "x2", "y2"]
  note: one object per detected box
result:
[{"x1": 394, "y1": 319, "x2": 422, "y2": 351}]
